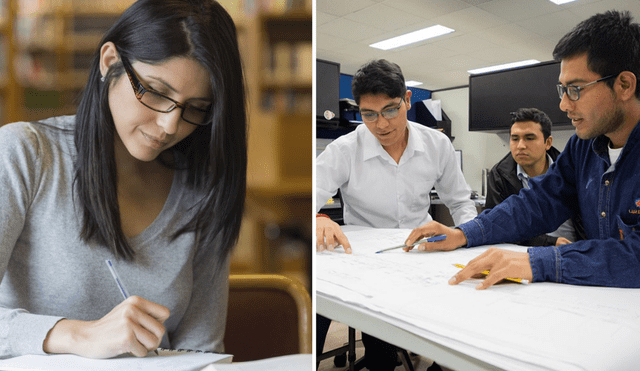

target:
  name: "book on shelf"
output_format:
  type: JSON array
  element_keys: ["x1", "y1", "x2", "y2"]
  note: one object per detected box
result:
[{"x1": 263, "y1": 41, "x2": 312, "y2": 85}]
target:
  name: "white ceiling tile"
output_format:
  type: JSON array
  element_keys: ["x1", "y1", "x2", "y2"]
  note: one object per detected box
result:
[
  {"x1": 394, "y1": 42, "x2": 459, "y2": 62},
  {"x1": 344, "y1": 4, "x2": 425, "y2": 31},
  {"x1": 432, "y1": 34, "x2": 500, "y2": 54},
  {"x1": 461, "y1": 0, "x2": 494, "y2": 5},
  {"x1": 382, "y1": 0, "x2": 473, "y2": 19},
  {"x1": 316, "y1": 0, "x2": 379, "y2": 17},
  {"x1": 476, "y1": 23, "x2": 540, "y2": 46},
  {"x1": 429, "y1": 6, "x2": 510, "y2": 33},
  {"x1": 567, "y1": 0, "x2": 640, "y2": 20},
  {"x1": 430, "y1": 54, "x2": 484, "y2": 71},
  {"x1": 317, "y1": 0, "x2": 640, "y2": 90},
  {"x1": 518, "y1": 9, "x2": 582, "y2": 37},
  {"x1": 316, "y1": 33, "x2": 351, "y2": 51},
  {"x1": 317, "y1": 11, "x2": 338, "y2": 25},
  {"x1": 360, "y1": 25, "x2": 459, "y2": 53},
  {"x1": 467, "y1": 46, "x2": 521, "y2": 63},
  {"x1": 318, "y1": 18, "x2": 387, "y2": 42},
  {"x1": 338, "y1": 41, "x2": 392, "y2": 60},
  {"x1": 476, "y1": 0, "x2": 560, "y2": 21}
]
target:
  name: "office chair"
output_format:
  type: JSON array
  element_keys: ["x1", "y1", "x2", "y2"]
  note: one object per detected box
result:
[
  {"x1": 316, "y1": 326, "x2": 415, "y2": 371},
  {"x1": 316, "y1": 326, "x2": 364, "y2": 371},
  {"x1": 224, "y1": 274, "x2": 312, "y2": 362}
]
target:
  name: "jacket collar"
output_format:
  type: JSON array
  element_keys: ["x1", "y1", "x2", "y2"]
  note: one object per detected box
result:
[{"x1": 591, "y1": 119, "x2": 640, "y2": 160}]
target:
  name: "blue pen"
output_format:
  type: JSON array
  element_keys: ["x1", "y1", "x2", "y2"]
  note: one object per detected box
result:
[
  {"x1": 375, "y1": 234, "x2": 447, "y2": 254},
  {"x1": 105, "y1": 259, "x2": 130, "y2": 299}
]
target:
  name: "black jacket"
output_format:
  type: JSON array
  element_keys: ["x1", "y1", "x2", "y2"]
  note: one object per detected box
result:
[{"x1": 485, "y1": 146, "x2": 584, "y2": 246}]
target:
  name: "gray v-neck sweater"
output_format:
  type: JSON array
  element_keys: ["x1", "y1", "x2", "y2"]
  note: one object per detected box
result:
[{"x1": 0, "y1": 116, "x2": 228, "y2": 358}]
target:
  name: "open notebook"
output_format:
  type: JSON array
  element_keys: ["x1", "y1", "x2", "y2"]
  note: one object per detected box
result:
[{"x1": 0, "y1": 348, "x2": 232, "y2": 371}]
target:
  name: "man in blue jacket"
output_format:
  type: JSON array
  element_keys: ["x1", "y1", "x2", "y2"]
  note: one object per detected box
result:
[{"x1": 405, "y1": 10, "x2": 640, "y2": 289}]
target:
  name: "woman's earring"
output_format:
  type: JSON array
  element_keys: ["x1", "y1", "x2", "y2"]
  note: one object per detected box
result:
[{"x1": 100, "y1": 75, "x2": 106, "y2": 83}]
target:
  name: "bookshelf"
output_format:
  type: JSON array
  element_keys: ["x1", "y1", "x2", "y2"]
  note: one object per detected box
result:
[
  {"x1": 0, "y1": 0, "x2": 19, "y2": 126},
  {"x1": 226, "y1": 1, "x2": 312, "y2": 290},
  {"x1": 12, "y1": 0, "x2": 131, "y2": 122},
  {"x1": 1, "y1": 0, "x2": 312, "y2": 291}
]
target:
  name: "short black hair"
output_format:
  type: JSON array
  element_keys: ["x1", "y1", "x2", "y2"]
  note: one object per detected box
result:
[
  {"x1": 351, "y1": 59, "x2": 406, "y2": 105},
  {"x1": 553, "y1": 10, "x2": 640, "y2": 98},
  {"x1": 510, "y1": 108, "x2": 552, "y2": 140}
]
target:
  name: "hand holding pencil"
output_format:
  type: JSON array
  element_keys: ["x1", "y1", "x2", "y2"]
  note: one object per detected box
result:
[
  {"x1": 403, "y1": 221, "x2": 468, "y2": 252},
  {"x1": 42, "y1": 262, "x2": 170, "y2": 359},
  {"x1": 376, "y1": 234, "x2": 446, "y2": 253},
  {"x1": 449, "y1": 248, "x2": 533, "y2": 290}
]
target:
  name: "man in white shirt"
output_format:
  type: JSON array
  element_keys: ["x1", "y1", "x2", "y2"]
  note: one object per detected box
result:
[
  {"x1": 316, "y1": 59, "x2": 476, "y2": 371},
  {"x1": 316, "y1": 59, "x2": 477, "y2": 252}
]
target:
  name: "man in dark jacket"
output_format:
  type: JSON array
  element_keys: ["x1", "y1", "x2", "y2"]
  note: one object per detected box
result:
[{"x1": 486, "y1": 108, "x2": 580, "y2": 246}]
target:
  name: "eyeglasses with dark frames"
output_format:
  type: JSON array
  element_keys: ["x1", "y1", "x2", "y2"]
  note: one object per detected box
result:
[
  {"x1": 360, "y1": 99, "x2": 404, "y2": 123},
  {"x1": 556, "y1": 74, "x2": 617, "y2": 102},
  {"x1": 119, "y1": 54, "x2": 213, "y2": 126}
]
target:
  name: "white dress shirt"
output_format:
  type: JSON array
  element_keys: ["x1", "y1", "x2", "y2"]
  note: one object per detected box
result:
[{"x1": 316, "y1": 121, "x2": 477, "y2": 228}]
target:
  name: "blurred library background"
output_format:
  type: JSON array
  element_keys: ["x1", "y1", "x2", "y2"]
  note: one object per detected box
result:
[{"x1": 0, "y1": 0, "x2": 312, "y2": 290}]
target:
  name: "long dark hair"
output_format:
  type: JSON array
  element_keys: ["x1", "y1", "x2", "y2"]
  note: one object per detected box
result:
[{"x1": 74, "y1": 0, "x2": 247, "y2": 264}]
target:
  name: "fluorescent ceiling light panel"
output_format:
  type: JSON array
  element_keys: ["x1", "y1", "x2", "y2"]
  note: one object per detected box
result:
[
  {"x1": 405, "y1": 80, "x2": 423, "y2": 87},
  {"x1": 468, "y1": 59, "x2": 540, "y2": 74},
  {"x1": 549, "y1": 0, "x2": 578, "y2": 4},
  {"x1": 370, "y1": 25, "x2": 454, "y2": 50}
]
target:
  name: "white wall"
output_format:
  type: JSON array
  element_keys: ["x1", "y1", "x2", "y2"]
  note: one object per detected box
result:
[{"x1": 433, "y1": 88, "x2": 576, "y2": 193}]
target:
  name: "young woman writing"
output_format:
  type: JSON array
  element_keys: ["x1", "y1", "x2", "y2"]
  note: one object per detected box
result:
[{"x1": 0, "y1": 0, "x2": 246, "y2": 358}]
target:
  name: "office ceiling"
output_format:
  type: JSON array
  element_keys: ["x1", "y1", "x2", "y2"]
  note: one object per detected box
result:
[{"x1": 316, "y1": 0, "x2": 640, "y2": 91}]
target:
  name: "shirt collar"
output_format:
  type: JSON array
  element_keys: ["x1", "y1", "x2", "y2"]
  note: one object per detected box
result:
[
  {"x1": 517, "y1": 153, "x2": 554, "y2": 181},
  {"x1": 404, "y1": 121, "x2": 426, "y2": 158},
  {"x1": 362, "y1": 124, "x2": 386, "y2": 161},
  {"x1": 362, "y1": 120, "x2": 423, "y2": 162},
  {"x1": 516, "y1": 163, "x2": 529, "y2": 182}
]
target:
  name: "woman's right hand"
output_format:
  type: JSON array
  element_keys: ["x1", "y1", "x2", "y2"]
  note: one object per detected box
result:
[
  {"x1": 316, "y1": 216, "x2": 351, "y2": 253},
  {"x1": 43, "y1": 296, "x2": 170, "y2": 358}
]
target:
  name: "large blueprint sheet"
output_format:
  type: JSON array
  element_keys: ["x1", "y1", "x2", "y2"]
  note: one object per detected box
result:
[{"x1": 317, "y1": 227, "x2": 640, "y2": 371}]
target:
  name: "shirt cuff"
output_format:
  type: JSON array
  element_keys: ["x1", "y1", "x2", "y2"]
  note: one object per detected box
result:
[
  {"x1": 527, "y1": 245, "x2": 562, "y2": 283},
  {"x1": 457, "y1": 219, "x2": 485, "y2": 247},
  {"x1": 9, "y1": 311, "x2": 65, "y2": 356}
]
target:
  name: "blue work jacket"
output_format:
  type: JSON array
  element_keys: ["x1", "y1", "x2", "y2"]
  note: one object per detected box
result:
[{"x1": 460, "y1": 122, "x2": 640, "y2": 287}]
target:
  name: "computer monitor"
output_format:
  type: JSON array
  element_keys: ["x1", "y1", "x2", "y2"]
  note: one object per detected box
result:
[{"x1": 316, "y1": 59, "x2": 340, "y2": 122}]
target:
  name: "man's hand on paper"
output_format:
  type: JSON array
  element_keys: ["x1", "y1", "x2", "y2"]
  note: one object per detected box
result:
[
  {"x1": 316, "y1": 216, "x2": 352, "y2": 253},
  {"x1": 449, "y1": 247, "x2": 533, "y2": 289},
  {"x1": 403, "y1": 221, "x2": 467, "y2": 252},
  {"x1": 43, "y1": 295, "x2": 170, "y2": 358}
]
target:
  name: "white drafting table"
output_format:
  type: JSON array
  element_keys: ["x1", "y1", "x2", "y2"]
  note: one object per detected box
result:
[
  {"x1": 317, "y1": 294, "x2": 498, "y2": 371},
  {"x1": 316, "y1": 226, "x2": 640, "y2": 371}
]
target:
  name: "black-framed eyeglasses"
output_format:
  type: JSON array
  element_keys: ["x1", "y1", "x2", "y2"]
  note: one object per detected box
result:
[
  {"x1": 556, "y1": 74, "x2": 617, "y2": 102},
  {"x1": 360, "y1": 100, "x2": 404, "y2": 123},
  {"x1": 120, "y1": 55, "x2": 212, "y2": 126}
]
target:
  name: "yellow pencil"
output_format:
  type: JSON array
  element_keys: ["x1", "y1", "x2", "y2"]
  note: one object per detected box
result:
[{"x1": 453, "y1": 264, "x2": 529, "y2": 284}]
